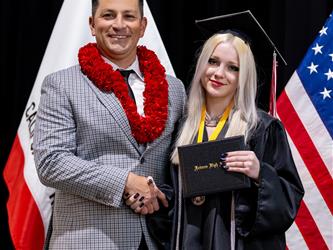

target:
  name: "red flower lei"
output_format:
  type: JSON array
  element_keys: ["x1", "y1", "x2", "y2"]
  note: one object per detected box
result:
[{"x1": 78, "y1": 43, "x2": 168, "y2": 144}]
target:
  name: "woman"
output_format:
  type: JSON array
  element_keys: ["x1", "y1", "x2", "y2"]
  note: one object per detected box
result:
[{"x1": 170, "y1": 30, "x2": 304, "y2": 249}]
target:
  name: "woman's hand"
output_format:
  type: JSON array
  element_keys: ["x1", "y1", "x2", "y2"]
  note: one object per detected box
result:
[
  {"x1": 123, "y1": 173, "x2": 168, "y2": 215},
  {"x1": 221, "y1": 150, "x2": 260, "y2": 181}
]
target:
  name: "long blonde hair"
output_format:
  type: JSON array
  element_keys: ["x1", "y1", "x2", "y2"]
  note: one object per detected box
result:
[{"x1": 171, "y1": 33, "x2": 258, "y2": 164}]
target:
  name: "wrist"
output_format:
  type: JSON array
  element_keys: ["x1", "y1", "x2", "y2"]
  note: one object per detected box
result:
[{"x1": 125, "y1": 172, "x2": 137, "y2": 192}]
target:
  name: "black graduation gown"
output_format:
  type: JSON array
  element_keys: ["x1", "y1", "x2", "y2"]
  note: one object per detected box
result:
[{"x1": 170, "y1": 110, "x2": 304, "y2": 250}]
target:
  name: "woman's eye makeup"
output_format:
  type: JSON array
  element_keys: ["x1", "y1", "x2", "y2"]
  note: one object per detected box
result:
[
  {"x1": 228, "y1": 65, "x2": 239, "y2": 72},
  {"x1": 208, "y1": 58, "x2": 219, "y2": 65}
]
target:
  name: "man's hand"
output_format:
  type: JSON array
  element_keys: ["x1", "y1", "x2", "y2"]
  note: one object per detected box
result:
[{"x1": 124, "y1": 173, "x2": 168, "y2": 215}]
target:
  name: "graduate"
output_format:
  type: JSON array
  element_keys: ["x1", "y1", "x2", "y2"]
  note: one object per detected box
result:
[{"x1": 170, "y1": 10, "x2": 304, "y2": 250}]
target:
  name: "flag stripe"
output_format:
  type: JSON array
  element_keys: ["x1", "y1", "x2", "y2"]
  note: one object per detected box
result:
[
  {"x1": 17, "y1": 102, "x2": 55, "y2": 234},
  {"x1": 277, "y1": 90, "x2": 333, "y2": 214},
  {"x1": 295, "y1": 201, "x2": 329, "y2": 250},
  {"x1": 285, "y1": 72, "x2": 333, "y2": 177},
  {"x1": 286, "y1": 132, "x2": 332, "y2": 247},
  {"x1": 286, "y1": 223, "x2": 308, "y2": 250},
  {"x1": 3, "y1": 135, "x2": 45, "y2": 249}
]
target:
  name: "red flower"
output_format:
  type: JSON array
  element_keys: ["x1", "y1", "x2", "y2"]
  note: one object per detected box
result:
[{"x1": 78, "y1": 43, "x2": 169, "y2": 144}]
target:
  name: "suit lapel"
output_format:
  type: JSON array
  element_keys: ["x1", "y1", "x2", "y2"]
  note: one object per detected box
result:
[
  {"x1": 84, "y1": 76, "x2": 140, "y2": 152},
  {"x1": 83, "y1": 74, "x2": 174, "y2": 155}
]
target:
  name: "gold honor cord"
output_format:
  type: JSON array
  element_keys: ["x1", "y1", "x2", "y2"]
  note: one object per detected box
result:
[{"x1": 197, "y1": 101, "x2": 233, "y2": 143}]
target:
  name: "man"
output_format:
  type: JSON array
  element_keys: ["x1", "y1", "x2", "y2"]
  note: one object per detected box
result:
[{"x1": 33, "y1": 0, "x2": 186, "y2": 248}]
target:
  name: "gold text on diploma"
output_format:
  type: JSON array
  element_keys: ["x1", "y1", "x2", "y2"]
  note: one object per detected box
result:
[{"x1": 193, "y1": 162, "x2": 219, "y2": 172}]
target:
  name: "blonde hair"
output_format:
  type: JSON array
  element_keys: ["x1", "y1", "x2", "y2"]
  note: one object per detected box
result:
[{"x1": 171, "y1": 33, "x2": 258, "y2": 164}]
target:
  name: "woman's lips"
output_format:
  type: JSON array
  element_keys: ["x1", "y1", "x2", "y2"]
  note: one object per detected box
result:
[{"x1": 210, "y1": 79, "x2": 226, "y2": 86}]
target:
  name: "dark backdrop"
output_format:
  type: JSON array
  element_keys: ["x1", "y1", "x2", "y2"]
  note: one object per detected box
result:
[{"x1": 1, "y1": 0, "x2": 332, "y2": 249}]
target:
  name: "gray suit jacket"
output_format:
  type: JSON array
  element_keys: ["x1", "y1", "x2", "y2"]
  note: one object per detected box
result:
[{"x1": 34, "y1": 64, "x2": 186, "y2": 249}]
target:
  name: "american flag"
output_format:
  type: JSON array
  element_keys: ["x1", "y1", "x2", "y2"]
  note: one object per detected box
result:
[
  {"x1": 277, "y1": 12, "x2": 333, "y2": 250},
  {"x1": 3, "y1": 0, "x2": 174, "y2": 248}
]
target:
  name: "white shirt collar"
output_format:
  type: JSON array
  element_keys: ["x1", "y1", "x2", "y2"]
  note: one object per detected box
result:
[{"x1": 102, "y1": 56, "x2": 144, "y2": 81}]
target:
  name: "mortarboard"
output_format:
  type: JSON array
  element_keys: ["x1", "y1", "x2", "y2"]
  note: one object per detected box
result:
[{"x1": 195, "y1": 10, "x2": 287, "y2": 66}]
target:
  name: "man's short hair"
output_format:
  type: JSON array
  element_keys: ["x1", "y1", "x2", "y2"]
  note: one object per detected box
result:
[{"x1": 91, "y1": 0, "x2": 144, "y2": 17}]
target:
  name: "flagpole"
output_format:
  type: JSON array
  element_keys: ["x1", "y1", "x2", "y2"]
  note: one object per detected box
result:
[{"x1": 269, "y1": 51, "x2": 277, "y2": 117}]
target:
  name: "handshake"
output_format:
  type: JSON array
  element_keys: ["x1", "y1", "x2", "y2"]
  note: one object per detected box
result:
[{"x1": 123, "y1": 173, "x2": 169, "y2": 215}]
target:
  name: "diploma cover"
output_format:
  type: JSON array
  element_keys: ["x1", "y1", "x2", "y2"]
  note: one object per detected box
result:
[{"x1": 178, "y1": 135, "x2": 251, "y2": 198}]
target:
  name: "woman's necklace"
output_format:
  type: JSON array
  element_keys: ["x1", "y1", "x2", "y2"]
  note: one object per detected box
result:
[
  {"x1": 198, "y1": 101, "x2": 234, "y2": 143},
  {"x1": 205, "y1": 112, "x2": 224, "y2": 127}
]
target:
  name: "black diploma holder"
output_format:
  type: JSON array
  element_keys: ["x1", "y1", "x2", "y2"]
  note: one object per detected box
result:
[{"x1": 178, "y1": 135, "x2": 251, "y2": 198}]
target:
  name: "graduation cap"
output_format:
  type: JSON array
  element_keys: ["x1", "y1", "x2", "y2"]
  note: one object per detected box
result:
[{"x1": 195, "y1": 10, "x2": 287, "y2": 66}]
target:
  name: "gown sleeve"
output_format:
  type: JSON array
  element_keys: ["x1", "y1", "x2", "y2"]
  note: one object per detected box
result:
[{"x1": 235, "y1": 116, "x2": 304, "y2": 237}]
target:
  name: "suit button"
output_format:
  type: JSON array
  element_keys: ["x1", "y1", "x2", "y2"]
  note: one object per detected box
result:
[{"x1": 140, "y1": 157, "x2": 145, "y2": 164}]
